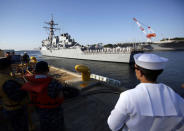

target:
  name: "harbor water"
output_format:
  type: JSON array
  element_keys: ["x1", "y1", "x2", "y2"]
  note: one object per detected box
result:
[{"x1": 16, "y1": 50, "x2": 184, "y2": 97}]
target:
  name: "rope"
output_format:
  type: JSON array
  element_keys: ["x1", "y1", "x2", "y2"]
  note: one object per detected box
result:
[{"x1": 64, "y1": 88, "x2": 122, "y2": 104}]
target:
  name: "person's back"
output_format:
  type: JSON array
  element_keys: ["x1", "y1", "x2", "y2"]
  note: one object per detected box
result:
[
  {"x1": 0, "y1": 72, "x2": 27, "y2": 111},
  {"x1": 22, "y1": 52, "x2": 30, "y2": 63},
  {"x1": 107, "y1": 54, "x2": 184, "y2": 131},
  {"x1": 11, "y1": 55, "x2": 21, "y2": 64},
  {"x1": 0, "y1": 58, "x2": 29, "y2": 131},
  {"x1": 22, "y1": 61, "x2": 65, "y2": 131},
  {"x1": 111, "y1": 83, "x2": 184, "y2": 131}
]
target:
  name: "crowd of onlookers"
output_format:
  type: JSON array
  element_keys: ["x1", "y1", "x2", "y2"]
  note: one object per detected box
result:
[
  {"x1": 0, "y1": 52, "x2": 74, "y2": 131},
  {"x1": 5, "y1": 51, "x2": 30, "y2": 64}
]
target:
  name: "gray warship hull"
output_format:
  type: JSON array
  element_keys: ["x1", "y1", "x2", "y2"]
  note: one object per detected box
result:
[{"x1": 40, "y1": 47, "x2": 132, "y2": 63}]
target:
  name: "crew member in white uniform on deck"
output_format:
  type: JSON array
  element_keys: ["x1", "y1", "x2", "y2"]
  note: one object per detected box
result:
[{"x1": 107, "y1": 53, "x2": 184, "y2": 131}]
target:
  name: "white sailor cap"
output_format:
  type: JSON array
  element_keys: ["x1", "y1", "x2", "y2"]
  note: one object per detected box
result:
[{"x1": 134, "y1": 53, "x2": 168, "y2": 70}]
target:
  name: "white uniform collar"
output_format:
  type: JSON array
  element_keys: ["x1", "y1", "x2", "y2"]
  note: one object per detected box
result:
[{"x1": 134, "y1": 83, "x2": 184, "y2": 116}]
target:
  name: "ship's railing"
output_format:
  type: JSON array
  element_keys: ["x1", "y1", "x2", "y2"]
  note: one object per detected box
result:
[
  {"x1": 43, "y1": 46, "x2": 143, "y2": 53},
  {"x1": 82, "y1": 47, "x2": 134, "y2": 54}
]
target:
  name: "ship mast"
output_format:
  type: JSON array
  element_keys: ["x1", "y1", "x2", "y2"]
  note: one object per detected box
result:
[{"x1": 43, "y1": 15, "x2": 60, "y2": 47}]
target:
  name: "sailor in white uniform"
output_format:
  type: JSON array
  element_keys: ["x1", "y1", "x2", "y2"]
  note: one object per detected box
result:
[{"x1": 107, "y1": 53, "x2": 184, "y2": 131}]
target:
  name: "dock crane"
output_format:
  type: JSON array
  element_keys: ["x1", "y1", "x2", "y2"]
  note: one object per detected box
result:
[{"x1": 133, "y1": 18, "x2": 156, "y2": 42}]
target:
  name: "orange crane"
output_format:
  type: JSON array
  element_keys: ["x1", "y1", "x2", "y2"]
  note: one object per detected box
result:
[{"x1": 133, "y1": 18, "x2": 156, "y2": 42}]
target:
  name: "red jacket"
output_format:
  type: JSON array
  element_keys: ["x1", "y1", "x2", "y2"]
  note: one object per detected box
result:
[{"x1": 22, "y1": 75, "x2": 64, "y2": 108}]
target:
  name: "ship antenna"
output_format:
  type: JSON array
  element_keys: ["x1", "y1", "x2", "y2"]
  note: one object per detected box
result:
[
  {"x1": 51, "y1": 14, "x2": 53, "y2": 21},
  {"x1": 43, "y1": 15, "x2": 60, "y2": 48}
]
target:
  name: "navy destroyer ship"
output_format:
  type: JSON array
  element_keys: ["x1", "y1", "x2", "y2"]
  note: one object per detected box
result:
[{"x1": 40, "y1": 17, "x2": 141, "y2": 63}]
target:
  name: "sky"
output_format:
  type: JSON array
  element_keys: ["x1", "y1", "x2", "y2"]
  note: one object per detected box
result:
[{"x1": 0, "y1": 0, "x2": 184, "y2": 50}]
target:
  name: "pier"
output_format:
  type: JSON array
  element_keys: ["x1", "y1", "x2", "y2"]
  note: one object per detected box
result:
[
  {"x1": 48, "y1": 66, "x2": 125, "y2": 131},
  {"x1": 0, "y1": 65, "x2": 125, "y2": 131}
]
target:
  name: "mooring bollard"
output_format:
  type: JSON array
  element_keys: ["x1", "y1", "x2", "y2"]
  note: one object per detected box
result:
[{"x1": 75, "y1": 65, "x2": 90, "y2": 81}]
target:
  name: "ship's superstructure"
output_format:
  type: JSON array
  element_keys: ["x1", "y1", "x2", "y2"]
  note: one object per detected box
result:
[{"x1": 41, "y1": 17, "x2": 141, "y2": 63}]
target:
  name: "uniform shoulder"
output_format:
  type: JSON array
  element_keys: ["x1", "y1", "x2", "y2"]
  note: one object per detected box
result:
[
  {"x1": 120, "y1": 84, "x2": 142, "y2": 97},
  {"x1": 160, "y1": 83, "x2": 183, "y2": 97}
]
